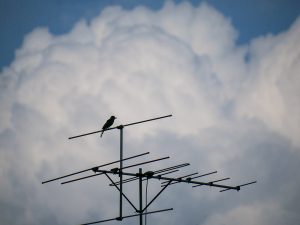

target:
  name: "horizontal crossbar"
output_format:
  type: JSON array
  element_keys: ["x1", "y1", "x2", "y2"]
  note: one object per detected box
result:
[
  {"x1": 69, "y1": 115, "x2": 172, "y2": 139},
  {"x1": 97, "y1": 169, "x2": 243, "y2": 190},
  {"x1": 80, "y1": 208, "x2": 173, "y2": 225}
]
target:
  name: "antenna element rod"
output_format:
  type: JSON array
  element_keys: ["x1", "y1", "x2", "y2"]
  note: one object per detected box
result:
[
  {"x1": 41, "y1": 152, "x2": 149, "y2": 184},
  {"x1": 69, "y1": 115, "x2": 172, "y2": 139}
]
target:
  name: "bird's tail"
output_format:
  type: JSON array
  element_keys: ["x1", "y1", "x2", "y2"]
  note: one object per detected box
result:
[{"x1": 100, "y1": 130, "x2": 104, "y2": 137}]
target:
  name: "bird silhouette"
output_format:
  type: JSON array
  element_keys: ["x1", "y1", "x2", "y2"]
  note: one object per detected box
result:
[{"x1": 100, "y1": 116, "x2": 117, "y2": 137}]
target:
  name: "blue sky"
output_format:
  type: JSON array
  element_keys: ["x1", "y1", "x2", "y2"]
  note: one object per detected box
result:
[
  {"x1": 0, "y1": 1, "x2": 300, "y2": 225},
  {"x1": 1, "y1": 0, "x2": 300, "y2": 71}
]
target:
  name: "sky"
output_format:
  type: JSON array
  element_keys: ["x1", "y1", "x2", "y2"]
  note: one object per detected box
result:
[
  {"x1": 1, "y1": 0, "x2": 300, "y2": 70},
  {"x1": 0, "y1": 0, "x2": 300, "y2": 225}
]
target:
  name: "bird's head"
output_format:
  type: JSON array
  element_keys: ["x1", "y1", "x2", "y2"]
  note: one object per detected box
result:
[{"x1": 111, "y1": 115, "x2": 117, "y2": 119}]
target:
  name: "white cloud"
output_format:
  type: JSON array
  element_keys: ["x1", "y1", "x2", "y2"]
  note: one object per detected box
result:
[
  {"x1": 0, "y1": 1, "x2": 300, "y2": 225},
  {"x1": 203, "y1": 201, "x2": 300, "y2": 225},
  {"x1": 236, "y1": 16, "x2": 300, "y2": 147}
]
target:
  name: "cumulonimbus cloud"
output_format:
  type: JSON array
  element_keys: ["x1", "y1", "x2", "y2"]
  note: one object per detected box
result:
[{"x1": 0, "y1": 1, "x2": 300, "y2": 225}]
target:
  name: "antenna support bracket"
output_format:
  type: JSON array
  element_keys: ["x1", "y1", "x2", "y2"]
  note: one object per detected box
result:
[
  {"x1": 117, "y1": 125, "x2": 124, "y2": 129},
  {"x1": 111, "y1": 168, "x2": 119, "y2": 174}
]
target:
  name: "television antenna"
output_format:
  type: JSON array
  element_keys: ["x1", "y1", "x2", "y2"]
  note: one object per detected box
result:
[{"x1": 42, "y1": 114, "x2": 256, "y2": 225}]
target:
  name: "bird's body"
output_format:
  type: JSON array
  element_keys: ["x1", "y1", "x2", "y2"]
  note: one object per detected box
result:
[{"x1": 101, "y1": 116, "x2": 116, "y2": 137}]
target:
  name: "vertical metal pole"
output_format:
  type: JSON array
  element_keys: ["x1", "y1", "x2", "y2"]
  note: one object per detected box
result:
[
  {"x1": 139, "y1": 168, "x2": 143, "y2": 225},
  {"x1": 119, "y1": 126, "x2": 123, "y2": 219}
]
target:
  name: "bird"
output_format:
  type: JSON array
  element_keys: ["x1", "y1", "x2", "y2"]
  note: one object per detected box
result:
[{"x1": 100, "y1": 116, "x2": 117, "y2": 137}]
